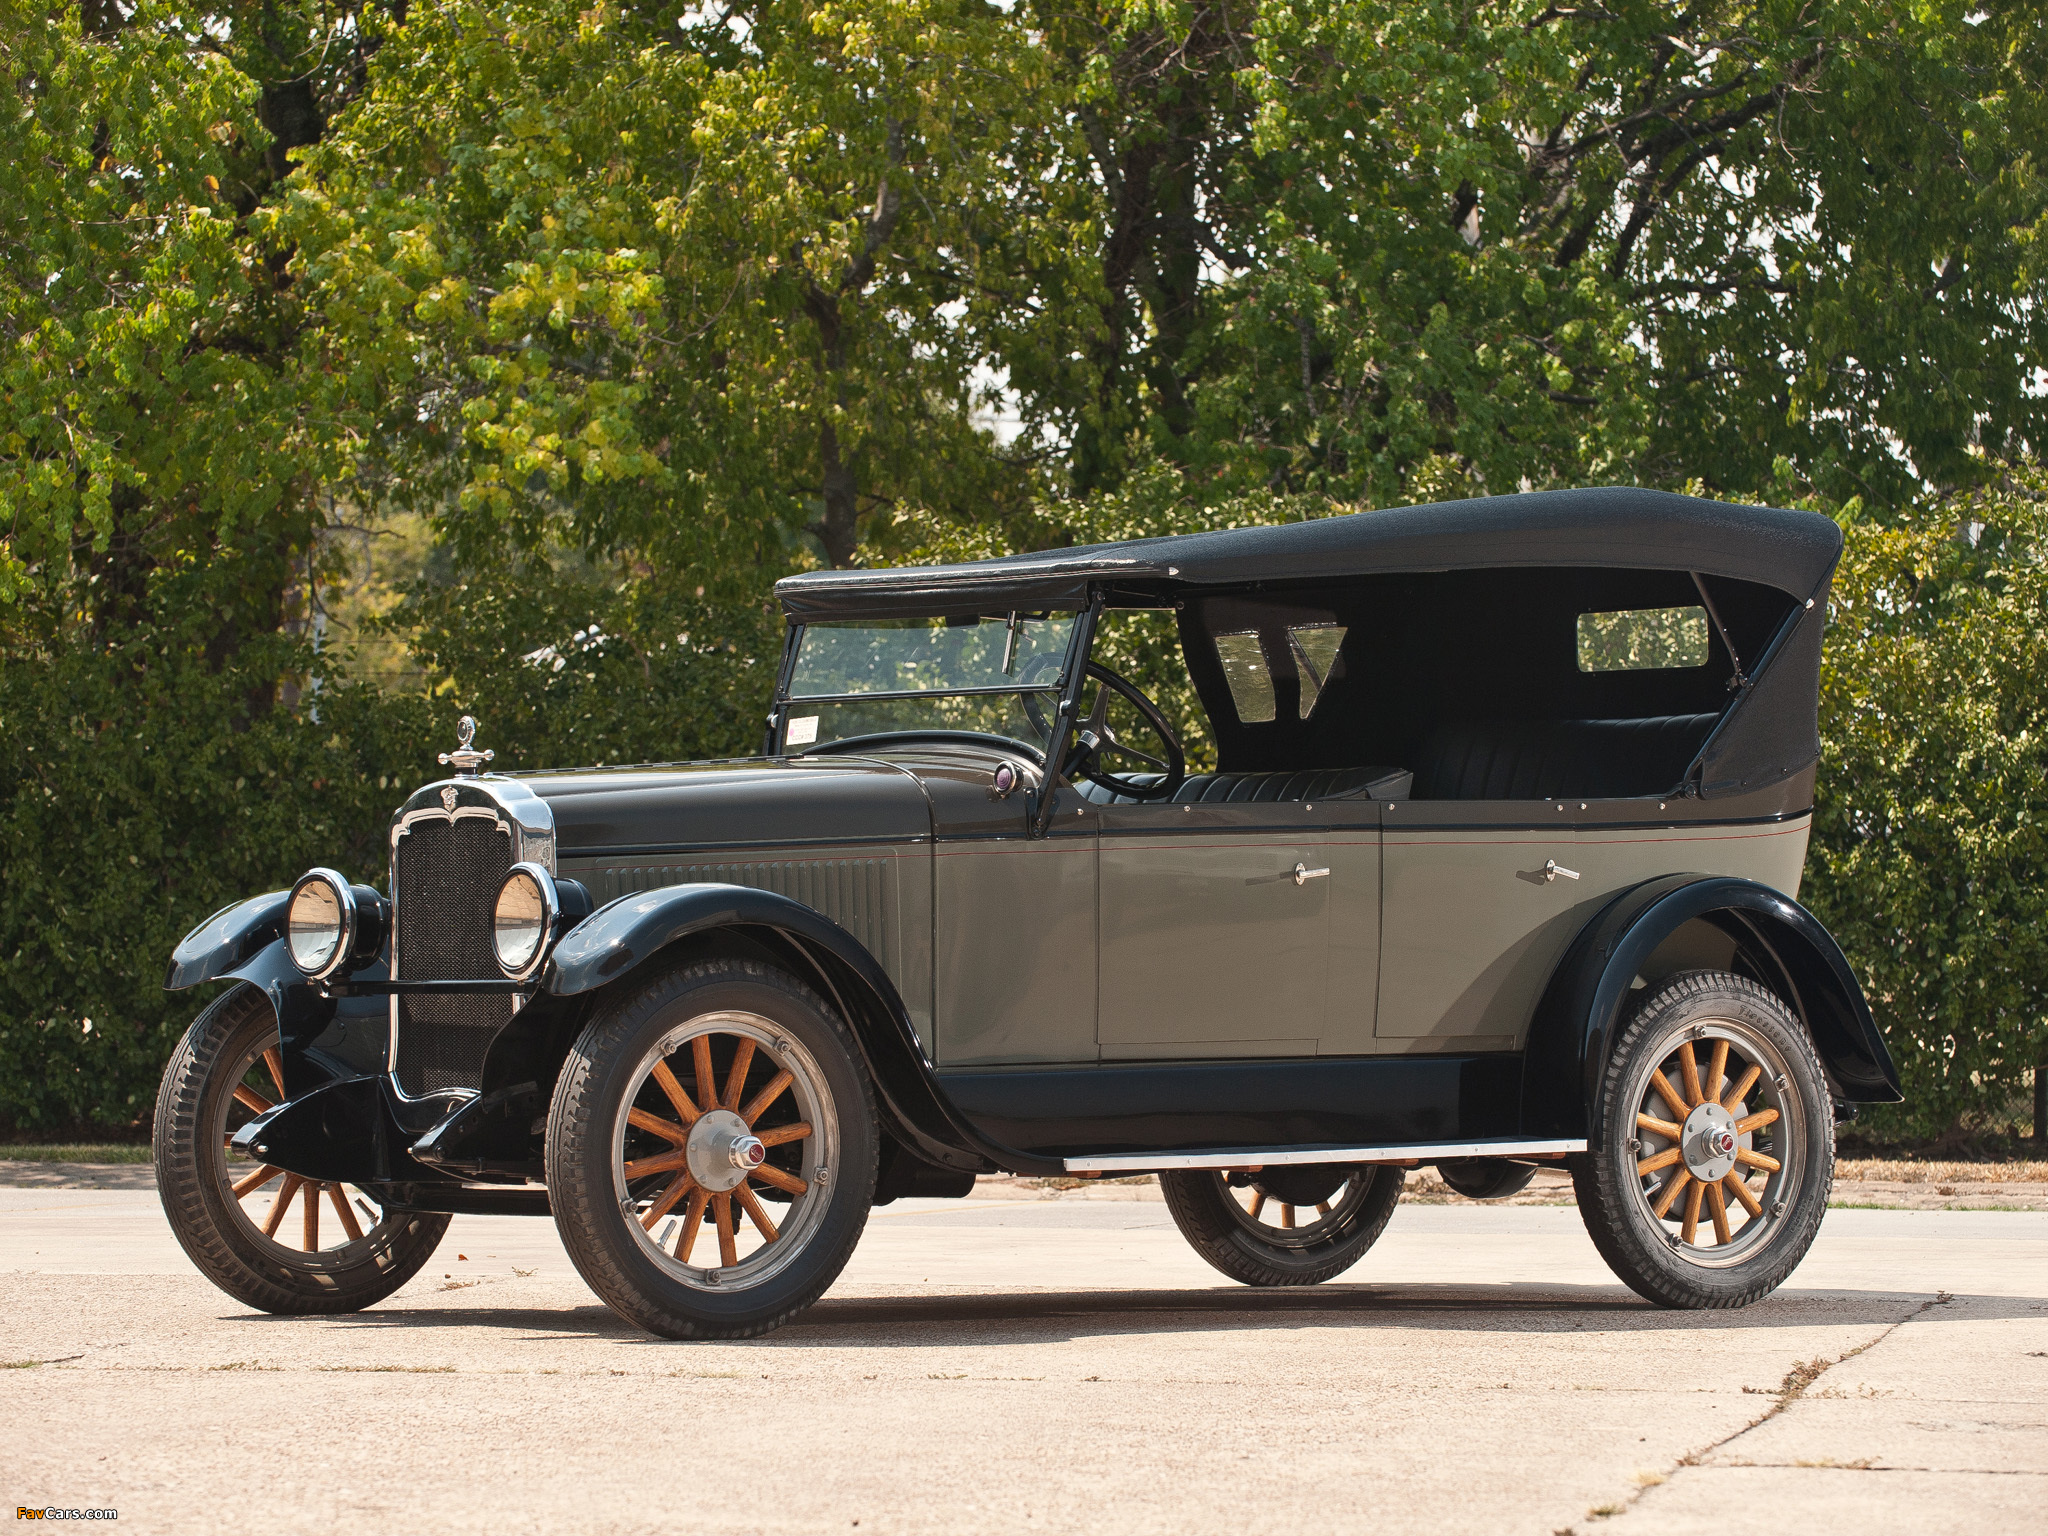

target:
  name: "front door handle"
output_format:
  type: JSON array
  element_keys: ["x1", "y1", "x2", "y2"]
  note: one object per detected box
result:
[
  {"x1": 1543, "y1": 859, "x2": 1580, "y2": 883},
  {"x1": 1293, "y1": 862, "x2": 1330, "y2": 886}
]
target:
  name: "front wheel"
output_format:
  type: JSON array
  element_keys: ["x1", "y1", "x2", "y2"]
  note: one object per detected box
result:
[
  {"x1": 545, "y1": 958, "x2": 879, "y2": 1339},
  {"x1": 153, "y1": 984, "x2": 449, "y2": 1314},
  {"x1": 1161, "y1": 1163, "x2": 1404, "y2": 1286},
  {"x1": 1572, "y1": 970, "x2": 1834, "y2": 1309}
]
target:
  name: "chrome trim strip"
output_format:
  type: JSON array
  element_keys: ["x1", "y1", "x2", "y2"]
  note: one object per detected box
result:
[{"x1": 1062, "y1": 1137, "x2": 1587, "y2": 1174}]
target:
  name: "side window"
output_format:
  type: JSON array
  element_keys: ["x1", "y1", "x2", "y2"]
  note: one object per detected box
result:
[
  {"x1": 1212, "y1": 631, "x2": 1276, "y2": 722},
  {"x1": 1287, "y1": 623, "x2": 1347, "y2": 718},
  {"x1": 1576, "y1": 606, "x2": 1709, "y2": 672}
]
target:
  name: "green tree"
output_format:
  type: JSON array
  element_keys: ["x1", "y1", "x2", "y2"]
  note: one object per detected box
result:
[
  {"x1": 990, "y1": 1, "x2": 2047, "y2": 514},
  {"x1": 287, "y1": 0, "x2": 1060, "y2": 577},
  {"x1": 1805, "y1": 469, "x2": 2048, "y2": 1141},
  {"x1": 5, "y1": 0, "x2": 2047, "y2": 1137},
  {"x1": 0, "y1": 1, "x2": 438, "y2": 1132}
]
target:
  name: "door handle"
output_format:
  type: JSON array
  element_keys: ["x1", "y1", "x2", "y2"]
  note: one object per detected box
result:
[
  {"x1": 1543, "y1": 859, "x2": 1580, "y2": 883},
  {"x1": 1293, "y1": 862, "x2": 1330, "y2": 886}
]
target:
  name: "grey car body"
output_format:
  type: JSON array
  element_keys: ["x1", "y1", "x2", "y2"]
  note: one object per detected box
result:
[{"x1": 163, "y1": 485, "x2": 1900, "y2": 1329}]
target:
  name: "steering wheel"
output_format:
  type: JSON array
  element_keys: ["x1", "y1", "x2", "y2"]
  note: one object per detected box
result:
[{"x1": 1055, "y1": 662, "x2": 1187, "y2": 801}]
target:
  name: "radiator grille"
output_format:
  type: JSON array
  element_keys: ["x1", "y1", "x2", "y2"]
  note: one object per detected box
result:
[{"x1": 393, "y1": 814, "x2": 513, "y2": 1097}]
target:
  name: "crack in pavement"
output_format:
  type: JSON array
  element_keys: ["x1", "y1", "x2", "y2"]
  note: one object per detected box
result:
[{"x1": 1553, "y1": 1291, "x2": 1953, "y2": 1534}]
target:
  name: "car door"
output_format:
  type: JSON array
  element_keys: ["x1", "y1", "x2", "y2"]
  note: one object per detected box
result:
[
  {"x1": 1095, "y1": 799, "x2": 1331, "y2": 1058},
  {"x1": 920, "y1": 762, "x2": 1100, "y2": 1069},
  {"x1": 1375, "y1": 800, "x2": 1583, "y2": 1050}
]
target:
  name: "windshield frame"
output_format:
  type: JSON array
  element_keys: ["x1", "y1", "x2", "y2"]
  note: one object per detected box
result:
[{"x1": 767, "y1": 598, "x2": 1103, "y2": 798}]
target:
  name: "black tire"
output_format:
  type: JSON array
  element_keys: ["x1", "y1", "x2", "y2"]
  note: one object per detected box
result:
[
  {"x1": 1437, "y1": 1158, "x2": 1538, "y2": 1200},
  {"x1": 1161, "y1": 1163, "x2": 1404, "y2": 1286},
  {"x1": 545, "y1": 958, "x2": 878, "y2": 1339},
  {"x1": 153, "y1": 984, "x2": 449, "y2": 1314},
  {"x1": 1572, "y1": 970, "x2": 1834, "y2": 1309}
]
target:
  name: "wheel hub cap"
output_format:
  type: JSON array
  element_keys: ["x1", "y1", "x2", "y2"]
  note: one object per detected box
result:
[
  {"x1": 1681, "y1": 1100, "x2": 1740, "y2": 1182},
  {"x1": 685, "y1": 1108, "x2": 759, "y2": 1193}
]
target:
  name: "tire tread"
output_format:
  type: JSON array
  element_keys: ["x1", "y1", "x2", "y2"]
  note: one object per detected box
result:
[
  {"x1": 1572, "y1": 970, "x2": 1833, "y2": 1310},
  {"x1": 545, "y1": 957, "x2": 877, "y2": 1340},
  {"x1": 153, "y1": 985, "x2": 447, "y2": 1314},
  {"x1": 1161, "y1": 1167, "x2": 1404, "y2": 1287}
]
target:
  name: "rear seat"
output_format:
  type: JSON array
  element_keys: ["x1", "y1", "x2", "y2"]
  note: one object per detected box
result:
[
  {"x1": 1078, "y1": 765, "x2": 1412, "y2": 806},
  {"x1": 1410, "y1": 715, "x2": 1717, "y2": 800}
]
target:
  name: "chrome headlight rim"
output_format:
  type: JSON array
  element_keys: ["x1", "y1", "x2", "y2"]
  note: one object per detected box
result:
[
  {"x1": 286, "y1": 867, "x2": 357, "y2": 980},
  {"x1": 493, "y1": 861, "x2": 560, "y2": 982}
]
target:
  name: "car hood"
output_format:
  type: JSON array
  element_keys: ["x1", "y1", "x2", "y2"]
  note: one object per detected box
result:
[{"x1": 506, "y1": 757, "x2": 932, "y2": 856}]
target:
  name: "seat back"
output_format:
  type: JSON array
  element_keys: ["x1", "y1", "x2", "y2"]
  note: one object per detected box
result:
[
  {"x1": 1410, "y1": 715, "x2": 1717, "y2": 801},
  {"x1": 1077, "y1": 765, "x2": 1411, "y2": 806}
]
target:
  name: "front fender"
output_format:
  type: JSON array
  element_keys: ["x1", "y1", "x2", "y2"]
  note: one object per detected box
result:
[
  {"x1": 201, "y1": 940, "x2": 394, "y2": 1104},
  {"x1": 1522, "y1": 874, "x2": 1902, "y2": 1149},
  {"x1": 165, "y1": 891, "x2": 290, "y2": 991},
  {"x1": 543, "y1": 883, "x2": 1063, "y2": 1177}
]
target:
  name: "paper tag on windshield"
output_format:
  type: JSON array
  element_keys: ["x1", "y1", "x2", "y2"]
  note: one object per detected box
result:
[{"x1": 786, "y1": 715, "x2": 819, "y2": 746}]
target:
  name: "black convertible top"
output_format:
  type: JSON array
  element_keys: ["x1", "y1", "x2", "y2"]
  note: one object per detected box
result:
[{"x1": 775, "y1": 486, "x2": 1843, "y2": 621}]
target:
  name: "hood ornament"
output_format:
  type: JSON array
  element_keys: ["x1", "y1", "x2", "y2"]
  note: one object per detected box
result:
[{"x1": 438, "y1": 714, "x2": 495, "y2": 778}]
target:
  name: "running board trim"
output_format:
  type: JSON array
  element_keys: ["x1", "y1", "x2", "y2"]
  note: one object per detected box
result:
[{"x1": 1062, "y1": 1137, "x2": 1587, "y2": 1174}]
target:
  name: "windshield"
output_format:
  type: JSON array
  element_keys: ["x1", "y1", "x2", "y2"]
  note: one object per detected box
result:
[{"x1": 783, "y1": 613, "x2": 1078, "y2": 755}]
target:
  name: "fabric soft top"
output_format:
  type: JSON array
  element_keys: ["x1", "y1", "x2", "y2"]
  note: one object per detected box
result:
[{"x1": 774, "y1": 486, "x2": 1842, "y2": 621}]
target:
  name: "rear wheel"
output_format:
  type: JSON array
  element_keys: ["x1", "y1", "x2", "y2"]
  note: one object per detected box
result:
[
  {"x1": 1161, "y1": 1163, "x2": 1404, "y2": 1286},
  {"x1": 153, "y1": 984, "x2": 448, "y2": 1313},
  {"x1": 545, "y1": 958, "x2": 878, "y2": 1339},
  {"x1": 1572, "y1": 970, "x2": 1833, "y2": 1308}
]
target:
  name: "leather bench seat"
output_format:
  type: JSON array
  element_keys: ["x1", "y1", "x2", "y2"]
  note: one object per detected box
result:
[
  {"x1": 1411, "y1": 714, "x2": 1718, "y2": 801},
  {"x1": 1078, "y1": 765, "x2": 1412, "y2": 806}
]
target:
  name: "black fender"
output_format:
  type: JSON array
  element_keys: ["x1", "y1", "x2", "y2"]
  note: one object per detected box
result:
[
  {"x1": 165, "y1": 892, "x2": 292, "y2": 991},
  {"x1": 1522, "y1": 874, "x2": 1902, "y2": 1149},
  {"x1": 182, "y1": 940, "x2": 395, "y2": 1106},
  {"x1": 229, "y1": 1074, "x2": 443, "y2": 1186},
  {"x1": 544, "y1": 883, "x2": 1065, "y2": 1177}
]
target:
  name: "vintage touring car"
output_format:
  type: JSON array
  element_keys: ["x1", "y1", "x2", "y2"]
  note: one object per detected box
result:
[{"x1": 157, "y1": 486, "x2": 1900, "y2": 1338}]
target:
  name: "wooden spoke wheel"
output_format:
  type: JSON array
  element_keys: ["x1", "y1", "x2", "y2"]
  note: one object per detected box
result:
[
  {"x1": 613, "y1": 1010, "x2": 837, "y2": 1288},
  {"x1": 153, "y1": 984, "x2": 448, "y2": 1314},
  {"x1": 1628, "y1": 1023, "x2": 1798, "y2": 1262},
  {"x1": 546, "y1": 959, "x2": 878, "y2": 1340},
  {"x1": 1572, "y1": 970, "x2": 1834, "y2": 1309},
  {"x1": 1220, "y1": 1166, "x2": 1374, "y2": 1245},
  {"x1": 218, "y1": 1033, "x2": 385, "y2": 1260},
  {"x1": 1161, "y1": 1162, "x2": 1405, "y2": 1287}
]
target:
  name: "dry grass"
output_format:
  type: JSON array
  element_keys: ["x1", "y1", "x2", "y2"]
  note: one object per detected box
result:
[
  {"x1": 0, "y1": 1144, "x2": 152, "y2": 1164},
  {"x1": 1836, "y1": 1158, "x2": 2048, "y2": 1184}
]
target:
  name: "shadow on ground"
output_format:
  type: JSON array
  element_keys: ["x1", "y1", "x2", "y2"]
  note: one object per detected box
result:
[{"x1": 220, "y1": 1280, "x2": 2045, "y2": 1349}]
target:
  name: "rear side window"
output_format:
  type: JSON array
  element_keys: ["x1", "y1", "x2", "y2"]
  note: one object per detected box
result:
[
  {"x1": 1288, "y1": 623, "x2": 1346, "y2": 718},
  {"x1": 1577, "y1": 607, "x2": 1709, "y2": 672},
  {"x1": 1212, "y1": 631, "x2": 1276, "y2": 722}
]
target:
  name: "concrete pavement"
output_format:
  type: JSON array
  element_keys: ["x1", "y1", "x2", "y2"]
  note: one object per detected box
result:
[{"x1": 2, "y1": 1184, "x2": 2042, "y2": 1535}]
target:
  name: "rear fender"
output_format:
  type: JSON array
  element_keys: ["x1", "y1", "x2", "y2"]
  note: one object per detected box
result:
[
  {"x1": 544, "y1": 883, "x2": 1062, "y2": 1176},
  {"x1": 1522, "y1": 874, "x2": 1902, "y2": 1149}
]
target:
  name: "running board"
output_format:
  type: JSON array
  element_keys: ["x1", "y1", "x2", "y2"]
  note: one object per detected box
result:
[{"x1": 1062, "y1": 1138, "x2": 1587, "y2": 1175}]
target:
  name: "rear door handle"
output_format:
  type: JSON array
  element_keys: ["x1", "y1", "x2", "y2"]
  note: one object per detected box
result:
[
  {"x1": 1293, "y1": 862, "x2": 1330, "y2": 886},
  {"x1": 1543, "y1": 859, "x2": 1580, "y2": 883}
]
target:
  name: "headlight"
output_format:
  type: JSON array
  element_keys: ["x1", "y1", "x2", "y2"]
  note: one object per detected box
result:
[
  {"x1": 286, "y1": 868, "x2": 357, "y2": 979},
  {"x1": 493, "y1": 862, "x2": 559, "y2": 980}
]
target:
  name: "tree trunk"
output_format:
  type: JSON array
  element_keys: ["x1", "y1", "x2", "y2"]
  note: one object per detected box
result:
[{"x1": 814, "y1": 419, "x2": 861, "y2": 569}]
